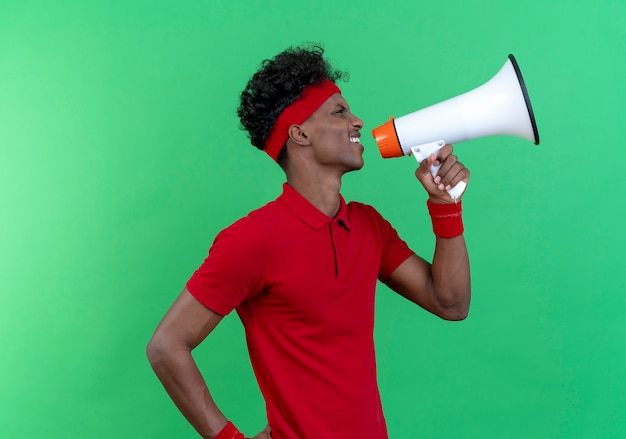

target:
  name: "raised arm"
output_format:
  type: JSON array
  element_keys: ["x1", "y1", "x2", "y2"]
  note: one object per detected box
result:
[
  {"x1": 383, "y1": 144, "x2": 471, "y2": 321},
  {"x1": 383, "y1": 238, "x2": 470, "y2": 321}
]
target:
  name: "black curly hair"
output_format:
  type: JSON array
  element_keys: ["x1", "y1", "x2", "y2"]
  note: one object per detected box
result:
[{"x1": 237, "y1": 43, "x2": 348, "y2": 165}]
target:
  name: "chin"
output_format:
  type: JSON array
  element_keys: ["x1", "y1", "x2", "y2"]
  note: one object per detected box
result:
[{"x1": 345, "y1": 159, "x2": 365, "y2": 173}]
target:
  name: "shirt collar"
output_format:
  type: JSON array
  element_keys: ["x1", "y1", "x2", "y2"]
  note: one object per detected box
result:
[{"x1": 278, "y1": 183, "x2": 351, "y2": 230}]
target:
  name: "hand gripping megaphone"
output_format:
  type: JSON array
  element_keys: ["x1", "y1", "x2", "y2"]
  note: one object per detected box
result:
[{"x1": 371, "y1": 54, "x2": 539, "y2": 200}]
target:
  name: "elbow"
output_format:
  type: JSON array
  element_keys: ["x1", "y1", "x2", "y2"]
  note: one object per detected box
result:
[
  {"x1": 146, "y1": 332, "x2": 173, "y2": 371},
  {"x1": 439, "y1": 305, "x2": 469, "y2": 321},
  {"x1": 146, "y1": 330, "x2": 193, "y2": 372},
  {"x1": 146, "y1": 335, "x2": 162, "y2": 369},
  {"x1": 435, "y1": 290, "x2": 471, "y2": 321}
]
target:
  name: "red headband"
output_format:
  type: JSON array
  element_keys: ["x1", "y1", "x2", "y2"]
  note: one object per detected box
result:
[{"x1": 264, "y1": 80, "x2": 341, "y2": 161}]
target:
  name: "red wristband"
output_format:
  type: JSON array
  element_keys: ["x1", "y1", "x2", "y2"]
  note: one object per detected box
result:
[
  {"x1": 427, "y1": 199, "x2": 464, "y2": 238},
  {"x1": 214, "y1": 421, "x2": 246, "y2": 439}
]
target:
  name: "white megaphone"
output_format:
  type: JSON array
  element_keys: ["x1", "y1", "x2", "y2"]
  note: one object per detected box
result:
[{"x1": 372, "y1": 54, "x2": 539, "y2": 200}]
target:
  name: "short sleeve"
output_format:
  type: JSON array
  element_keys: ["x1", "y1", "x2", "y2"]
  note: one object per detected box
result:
[
  {"x1": 370, "y1": 208, "x2": 414, "y2": 280},
  {"x1": 186, "y1": 217, "x2": 265, "y2": 316}
]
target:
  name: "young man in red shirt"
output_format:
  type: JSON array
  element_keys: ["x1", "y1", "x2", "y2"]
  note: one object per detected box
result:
[{"x1": 147, "y1": 44, "x2": 471, "y2": 439}]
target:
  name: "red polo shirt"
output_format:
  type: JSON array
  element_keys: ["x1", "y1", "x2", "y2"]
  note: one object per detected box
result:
[{"x1": 187, "y1": 183, "x2": 414, "y2": 439}]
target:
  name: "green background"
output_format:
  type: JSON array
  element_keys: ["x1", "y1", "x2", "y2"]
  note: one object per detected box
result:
[{"x1": 1, "y1": 0, "x2": 624, "y2": 437}]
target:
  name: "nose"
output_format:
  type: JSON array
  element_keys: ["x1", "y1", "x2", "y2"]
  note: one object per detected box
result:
[{"x1": 351, "y1": 113, "x2": 364, "y2": 130}]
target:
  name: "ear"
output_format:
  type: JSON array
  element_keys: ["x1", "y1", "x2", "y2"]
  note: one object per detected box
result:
[{"x1": 287, "y1": 124, "x2": 311, "y2": 146}]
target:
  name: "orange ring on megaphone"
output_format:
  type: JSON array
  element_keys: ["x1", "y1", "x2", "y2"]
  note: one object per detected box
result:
[{"x1": 371, "y1": 116, "x2": 404, "y2": 158}]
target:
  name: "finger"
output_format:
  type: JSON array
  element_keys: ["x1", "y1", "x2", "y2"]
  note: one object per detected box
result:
[
  {"x1": 443, "y1": 164, "x2": 470, "y2": 191},
  {"x1": 415, "y1": 153, "x2": 436, "y2": 179},
  {"x1": 430, "y1": 144, "x2": 453, "y2": 182},
  {"x1": 437, "y1": 144, "x2": 454, "y2": 162},
  {"x1": 433, "y1": 143, "x2": 453, "y2": 176},
  {"x1": 435, "y1": 154, "x2": 459, "y2": 186},
  {"x1": 415, "y1": 153, "x2": 439, "y2": 190}
]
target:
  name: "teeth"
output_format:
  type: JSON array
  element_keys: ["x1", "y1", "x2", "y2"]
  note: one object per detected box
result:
[{"x1": 350, "y1": 137, "x2": 361, "y2": 143}]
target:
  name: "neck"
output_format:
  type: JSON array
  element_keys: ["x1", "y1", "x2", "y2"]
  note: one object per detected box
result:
[{"x1": 286, "y1": 171, "x2": 342, "y2": 217}]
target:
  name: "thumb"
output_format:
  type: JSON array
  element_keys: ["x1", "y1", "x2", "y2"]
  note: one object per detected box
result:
[{"x1": 415, "y1": 153, "x2": 438, "y2": 189}]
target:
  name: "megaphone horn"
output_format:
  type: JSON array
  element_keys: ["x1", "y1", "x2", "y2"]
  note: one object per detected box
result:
[{"x1": 371, "y1": 54, "x2": 539, "y2": 200}]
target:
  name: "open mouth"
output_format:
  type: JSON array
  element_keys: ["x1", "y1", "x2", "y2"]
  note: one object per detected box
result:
[{"x1": 349, "y1": 137, "x2": 361, "y2": 144}]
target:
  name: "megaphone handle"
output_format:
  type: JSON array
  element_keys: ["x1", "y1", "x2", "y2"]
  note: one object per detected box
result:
[
  {"x1": 428, "y1": 164, "x2": 467, "y2": 200},
  {"x1": 410, "y1": 141, "x2": 467, "y2": 201}
]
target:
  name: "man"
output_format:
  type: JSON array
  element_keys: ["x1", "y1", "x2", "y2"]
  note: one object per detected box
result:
[{"x1": 147, "y1": 44, "x2": 471, "y2": 439}]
